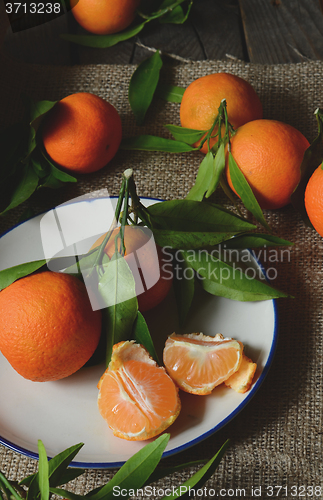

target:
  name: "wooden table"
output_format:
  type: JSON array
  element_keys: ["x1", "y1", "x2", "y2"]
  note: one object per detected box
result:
[{"x1": 3, "y1": 0, "x2": 323, "y2": 66}]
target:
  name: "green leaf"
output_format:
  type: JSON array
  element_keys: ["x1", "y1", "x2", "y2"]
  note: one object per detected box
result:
[
  {"x1": 47, "y1": 443, "x2": 84, "y2": 488},
  {"x1": 228, "y1": 152, "x2": 270, "y2": 231},
  {"x1": 132, "y1": 311, "x2": 159, "y2": 363},
  {"x1": 129, "y1": 50, "x2": 163, "y2": 125},
  {"x1": 183, "y1": 250, "x2": 289, "y2": 301},
  {"x1": 291, "y1": 108, "x2": 323, "y2": 225},
  {"x1": 152, "y1": 228, "x2": 239, "y2": 249},
  {"x1": 159, "y1": 4, "x2": 185, "y2": 23},
  {"x1": 49, "y1": 488, "x2": 85, "y2": 500},
  {"x1": 165, "y1": 124, "x2": 206, "y2": 145},
  {"x1": 206, "y1": 142, "x2": 226, "y2": 197},
  {"x1": 0, "y1": 260, "x2": 46, "y2": 291},
  {"x1": 121, "y1": 135, "x2": 196, "y2": 152},
  {"x1": 60, "y1": 21, "x2": 147, "y2": 48},
  {"x1": 88, "y1": 434, "x2": 170, "y2": 500},
  {"x1": 0, "y1": 473, "x2": 21, "y2": 500},
  {"x1": 159, "y1": 0, "x2": 193, "y2": 24},
  {"x1": 27, "y1": 97, "x2": 57, "y2": 155},
  {"x1": 172, "y1": 251, "x2": 195, "y2": 326},
  {"x1": 147, "y1": 199, "x2": 256, "y2": 232},
  {"x1": 39, "y1": 153, "x2": 77, "y2": 188},
  {"x1": 37, "y1": 440, "x2": 49, "y2": 500},
  {"x1": 185, "y1": 151, "x2": 215, "y2": 201},
  {"x1": 0, "y1": 162, "x2": 39, "y2": 215},
  {"x1": 159, "y1": 440, "x2": 229, "y2": 499},
  {"x1": 98, "y1": 253, "x2": 138, "y2": 366},
  {"x1": 145, "y1": 459, "x2": 208, "y2": 486},
  {"x1": 223, "y1": 233, "x2": 294, "y2": 249},
  {"x1": 155, "y1": 83, "x2": 185, "y2": 103}
]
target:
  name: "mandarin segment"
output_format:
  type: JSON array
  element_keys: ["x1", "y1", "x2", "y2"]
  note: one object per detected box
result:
[
  {"x1": 0, "y1": 271, "x2": 102, "y2": 382},
  {"x1": 98, "y1": 341, "x2": 181, "y2": 441},
  {"x1": 224, "y1": 354, "x2": 257, "y2": 393},
  {"x1": 163, "y1": 333, "x2": 243, "y2": 395}
]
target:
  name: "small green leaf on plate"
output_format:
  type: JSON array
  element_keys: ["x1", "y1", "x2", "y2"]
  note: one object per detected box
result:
[
  {"x1": 165, "y1": 124, "x2": 206, "y2": 145},
  {"x1": 98, "y1": 253, "x2": 138, "y2": 365},
  {"x1": 155, "y1": 83, "x2": 185, "y2": 103},
  {"x1": 0, "y1": 260, "x2": 47, "y2": 291},
  {"x1": 129, "y1": 50, "x2": 163, "y2": 125},
  {"x1": 121, "y1": 135, "x2": 196, "y2": 153},
  {"x1": 223, "y1": 233, "x2": 294, "y2": 249},
  {"x1": 147, "y1": 199, "x2": 256, "y2": 232},
  {"x1": 152, "y1": 228, "x2": 239, "y2": 249},
  {"x1": 184, "y1": 249, "x2": 289, "y2": 301},
  {"x1": 60, "y1": 21, "x2": 147, "y2": 47},
  {"x1": 132, "y1": 311, "x2": 159, "y2": 363},
  {"x1": 228, "y1": 152, "x2": 270, "y2": 231}
]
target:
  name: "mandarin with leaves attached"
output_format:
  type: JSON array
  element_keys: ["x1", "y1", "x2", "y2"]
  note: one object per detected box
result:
[
  {"x1": 0, "y1": 271, "x2": 101, "y2": 382},
  {"x1": 180, "y1": 72, "x2": 263, "y2": 153},
  {"x1": 226, "y1": 119, "x2": 310, "y2": 210},
  {"x1": 91, "y1": 225, "x2": 173, "y2": 312}
]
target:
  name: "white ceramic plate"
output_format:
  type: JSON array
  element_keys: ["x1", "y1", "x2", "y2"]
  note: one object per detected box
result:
[{"x1": 0, "y1": 196, "x2": 278, "y2": 468}]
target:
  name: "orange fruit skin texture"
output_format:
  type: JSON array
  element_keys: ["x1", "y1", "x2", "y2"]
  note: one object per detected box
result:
[
  {"x1": 226, "y1": 119, "x2": 310, "y2": 210},
  {"x1": 98, "y1": 341, "x2": 181, "y2": 441},
  {"x1": 70, "y1": 0, "x2": 141, "y2": 35},
  {"x1": 180, "y1": 72, "x2": 263, "y2": 153},
  {"x1": 42, "y1": 92, "x2": 122, "y2": 174},
  {"x1": 163, "y1": 333, "x2": 243, "y2": 395},
  {"x1": 0, "y1": 272, "x2": 102, "y2": 382},
  {"x1": 92, "y1": 226, "x2": 173, "y2": 312},
  {"x1": 305, "y1": 164, "x2": 323, "y2": 237}
]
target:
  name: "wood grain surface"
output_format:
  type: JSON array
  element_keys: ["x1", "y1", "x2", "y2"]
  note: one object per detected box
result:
[{"x1": 3, "y1": 0, "x2": 322, "y2": 66}]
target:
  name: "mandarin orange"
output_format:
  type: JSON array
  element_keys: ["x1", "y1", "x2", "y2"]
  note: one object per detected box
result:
[
  {"x1": 180, "y1": 72, "x2": 263, "y2": 153},
  {"x1": 226, "y1": 119, "x2": 310, "y2": 210},
  {"x1": 98, "y1": 341, "x2": 181, "y2": 440},
  {"x1": 0, "y1": 271, "x2": 102, "y2": 382},
  {"x1": 42, "y1": 92, "x2": 122, "y2": 174},
  {"x1": 70, "y1": 0, "x2": 141, "y2": 35},
  {"x1": 305, "y1": 163, "x2": 323, "y2": 237}
]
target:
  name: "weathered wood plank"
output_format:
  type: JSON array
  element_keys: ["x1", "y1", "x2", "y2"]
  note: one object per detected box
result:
[
  {"x1": 191, "y1": 0, "x2": 246, "y2": 61},
  {"x1": 239, "y1": 0, "x2": 323, "y2": 64}
]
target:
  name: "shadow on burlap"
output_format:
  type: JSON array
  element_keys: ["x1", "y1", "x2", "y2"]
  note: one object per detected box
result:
[{"x1": 1, "y1": 6, "x2": 323, "y2": 498}]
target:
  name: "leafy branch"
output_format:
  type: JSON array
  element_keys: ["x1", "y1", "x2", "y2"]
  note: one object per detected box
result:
[{"x1": 0, "y1": 437, "x2": 229, "y2": 500}]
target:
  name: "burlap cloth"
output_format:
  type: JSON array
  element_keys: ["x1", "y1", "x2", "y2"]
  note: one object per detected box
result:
[{"x1": 1, "y1": 9, "x2": 323, "y2": 498}]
